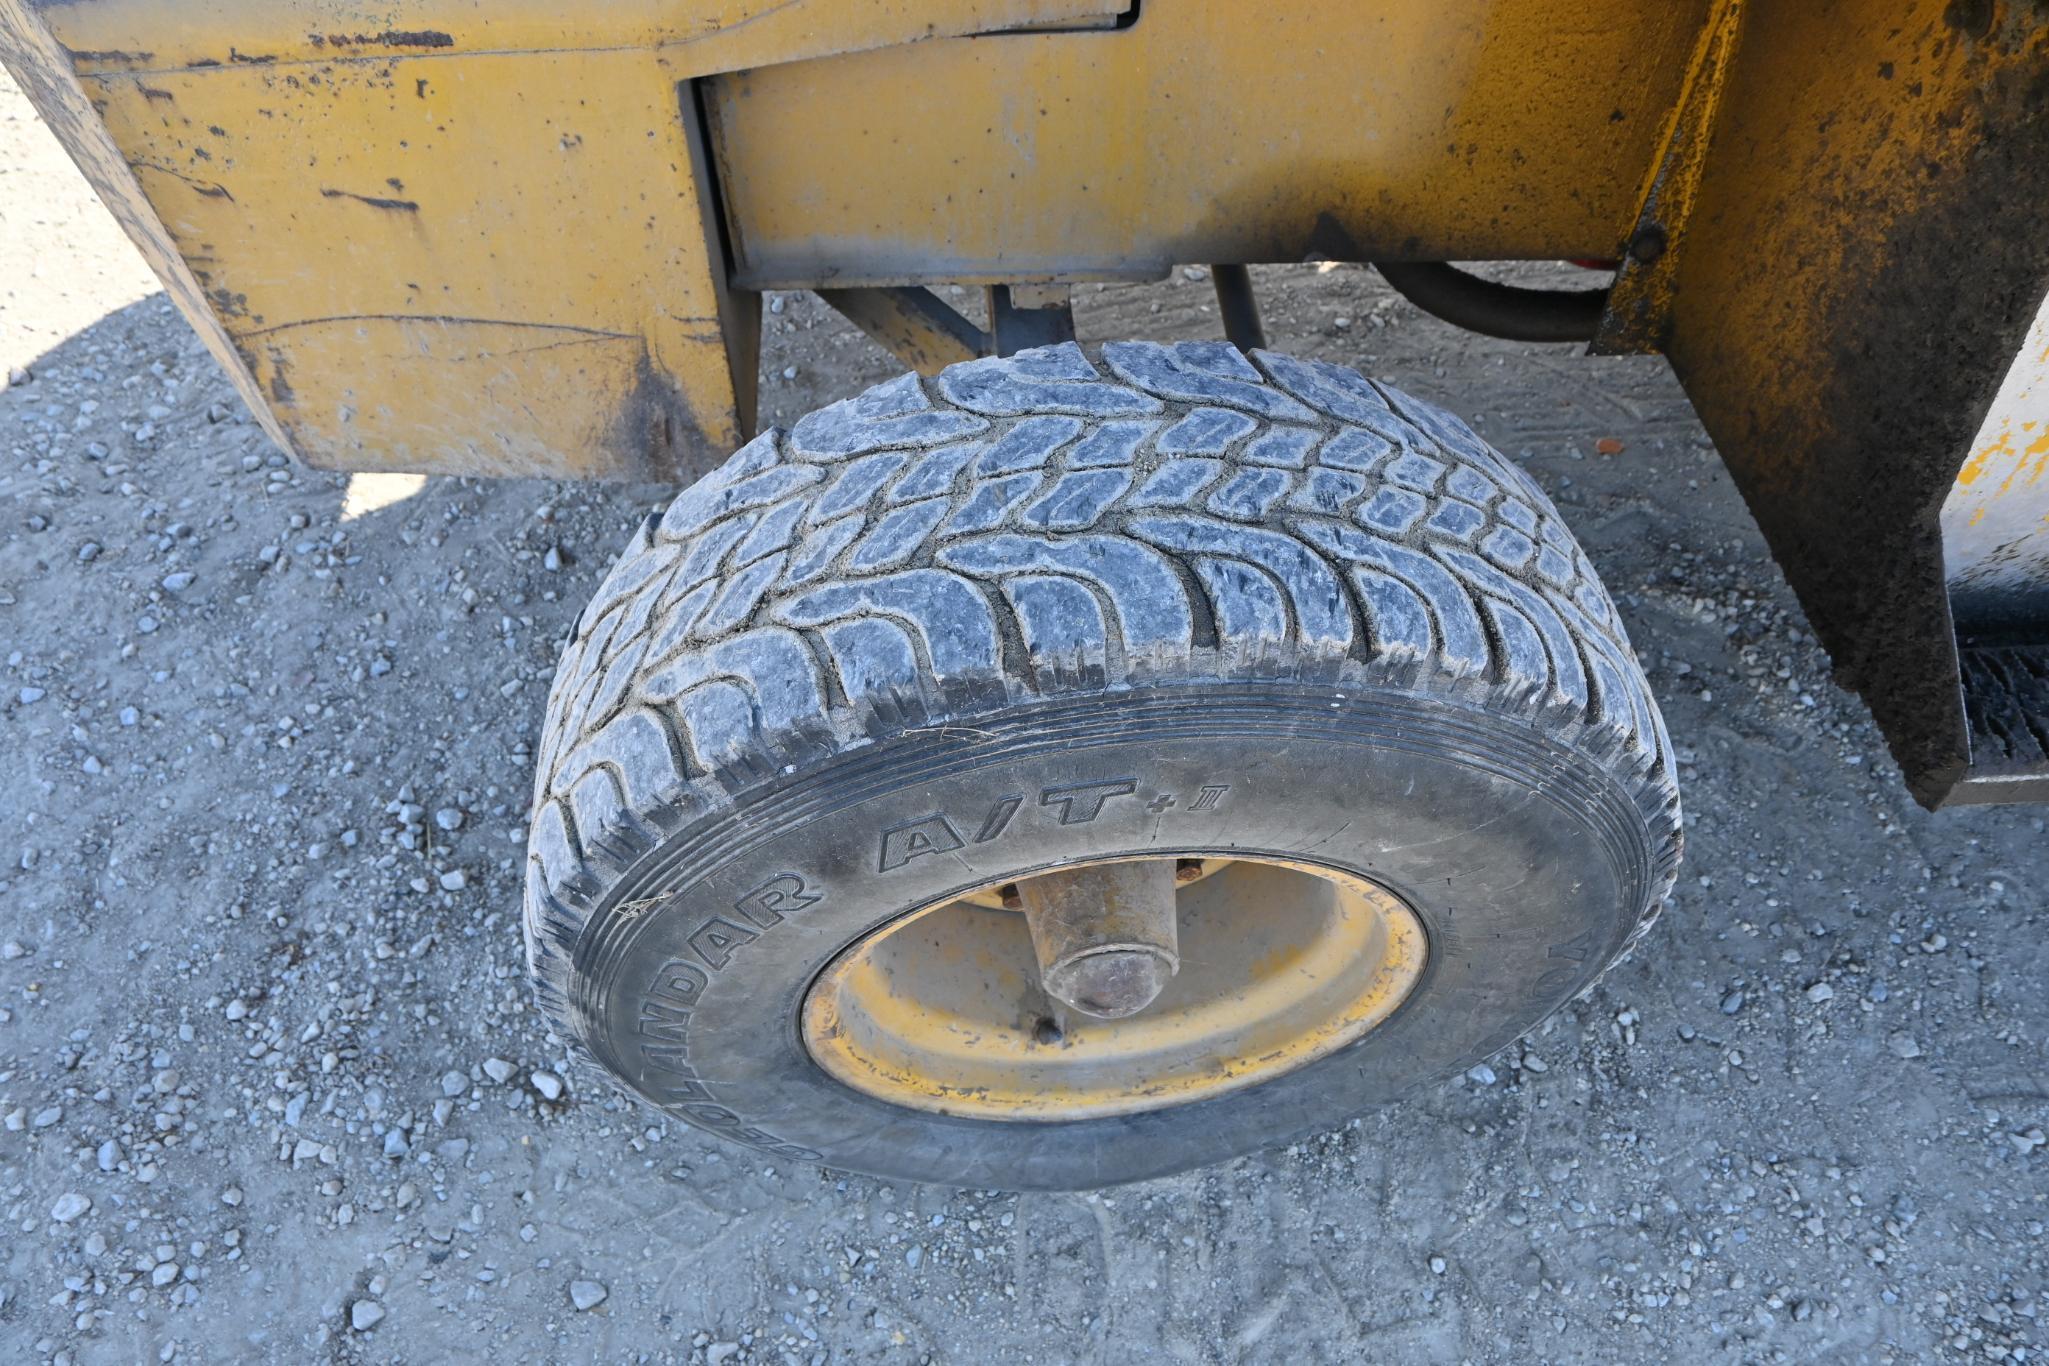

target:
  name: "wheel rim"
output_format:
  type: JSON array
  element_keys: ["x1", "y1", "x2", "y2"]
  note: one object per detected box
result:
[{"x1": 800, "y1": 857, "x2": 1430, "y2": 1121}]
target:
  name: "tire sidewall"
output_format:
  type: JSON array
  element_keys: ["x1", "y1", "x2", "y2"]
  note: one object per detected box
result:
[{"x1": 576, "y1": 681, "x2": 1656, "y2": 1188}]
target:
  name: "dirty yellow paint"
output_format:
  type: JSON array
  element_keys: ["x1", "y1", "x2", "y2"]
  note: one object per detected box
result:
[
  {"x1": 0, "y1": 0, "x2": 288, "y2": 455},
  {"x1": 708, "y1": 0, "x2": 1709, "y2": 288},
  {"x1": 0, "y1": 0, "x2": 1118, "y2": 479},
  {"x1": 1657, "y1": 3, "x2": 2046, "y2": 507},
  {"x1": 1589, "y1": 0, "x2": 1744, "y2": 355},
  {"x1": 47, "y1": 0, "x2": 1122, "y2": 79},
  {"x1": 74, "y1": 49, "x2": 743, "y2": 479},
  {"x1": 802, "y1": 858, "x2": 1429, "y2": 1122},
  {"x1": 10, "y1": 0, "x2": 2040, "y2": 522},
  {"x1": 1621, "y1": 1, "x2": 2049, "y2": 801}
]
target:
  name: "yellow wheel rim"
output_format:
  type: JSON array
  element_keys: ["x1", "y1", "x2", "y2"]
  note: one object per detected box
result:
[{"x1": 800, "y1": 857, "x2": 1429, "y2": 1121}]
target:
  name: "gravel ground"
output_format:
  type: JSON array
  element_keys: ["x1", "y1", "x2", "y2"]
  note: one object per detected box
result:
[{"x1": 4, "y1": 67, "x2": 2047, "y2": 1365}]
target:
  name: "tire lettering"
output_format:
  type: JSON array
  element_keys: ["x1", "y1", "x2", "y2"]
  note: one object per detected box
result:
[
  {"x1": 1039, "y1": 777, "x2": 1138, "y2": 825},
  {"x1": 878, "y1": 813, "x2": 966, "y2": 871},
  {"x1": 633, "y1": 935, "x2": 827, "y2": 1160},
  {"x1": 687, "y1": 915, "x2": 760, "y2": 969},
  {"x1": 972, "y1": 794, "x2": 1024, "y2": 844},
  {"x1": 733, "y1": 872, "x2": 821, "y2": 927},
  {"x1": 643, "y1": 1074, "x2": 717, "y2": 1105},
  {"x1": 637, "y1": 1001, "x2": 693, "y2": 1046},
  {"x1": 877, "y1": 776, "x2": 1206, "y2": 871},
  {"x1": 1546, "y1": 927, "x2": 1598, "y2": 963},
  {"x1": 648, "y1": 959, "x2": 709, "y2": 1010},
  {"x1": 682, "y1": 1103, "x2": 740, "y2": 1127}
]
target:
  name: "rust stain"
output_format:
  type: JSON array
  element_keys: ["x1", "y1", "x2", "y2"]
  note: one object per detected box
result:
[
  {"x1": 264, "y1": 346, "x2": 295, "y2": 404},
  {"x1": 129, "y1": 158, "x2": 233, "y2": 200},
  {"x1": 206, "y1": 285, "x2": 249, "y2": 320},
  {"x1": 319, "y1": 186, "x2": 419, "y2": 212},
  {"x1": 64, "y1": 48, "x2": 154, "y2": 65},
  {"x1": 313, "y1": 31, "x2": 455, "y2": 51}
]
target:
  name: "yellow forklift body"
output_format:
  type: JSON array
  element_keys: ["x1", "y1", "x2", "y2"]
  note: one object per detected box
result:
[{"x1": 0, "y1": 0, "x2": 1121, "y2": 478}]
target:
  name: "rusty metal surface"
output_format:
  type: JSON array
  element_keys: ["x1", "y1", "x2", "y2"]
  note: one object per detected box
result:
[
  {"x1": 1651, "y1": 1, "x2": 2049, "y2": 808},
  {"x1": 1589, "y1": 0, "x2": 1745, "y2": 356}
]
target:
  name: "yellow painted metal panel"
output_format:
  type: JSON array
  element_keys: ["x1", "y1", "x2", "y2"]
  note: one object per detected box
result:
[
  {"x1": 708, "y1": 0, "x2": 1710, "y2": 288},
  {"x1": 43, "y1": 0, "x2": 1123, "y2": 76},
  {"x1": 1662, "y1": 4, "x2": 2045, "y2": 512},
  {"x1": 1589, "y1": 0, "x2": 1745, "y2": 355},
  {"x1": 82, "y1": 49, "x2": 738, "y2": 479},
  {"x1": 4, "y1": 0, "x2": 1120, "y2": 478}
]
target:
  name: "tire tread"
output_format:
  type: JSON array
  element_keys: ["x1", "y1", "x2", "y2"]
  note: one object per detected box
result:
[{"x1": 526, "y1": 342, "x2": 1682, "y2": 1025}]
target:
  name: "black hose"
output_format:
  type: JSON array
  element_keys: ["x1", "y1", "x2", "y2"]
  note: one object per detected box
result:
[{"x1": 1371, "y1": 261, "x2": 1608, "y2": 344}]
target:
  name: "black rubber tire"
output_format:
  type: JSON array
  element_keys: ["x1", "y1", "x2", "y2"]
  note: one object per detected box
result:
[{"x1": 523, "y1": 341, "x2": 1682, "y2": 1189}]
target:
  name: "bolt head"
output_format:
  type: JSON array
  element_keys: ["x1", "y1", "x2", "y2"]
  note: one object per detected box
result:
[{"x1": 1627, "y1": 225, "x2": 1668, "y2": 264}]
